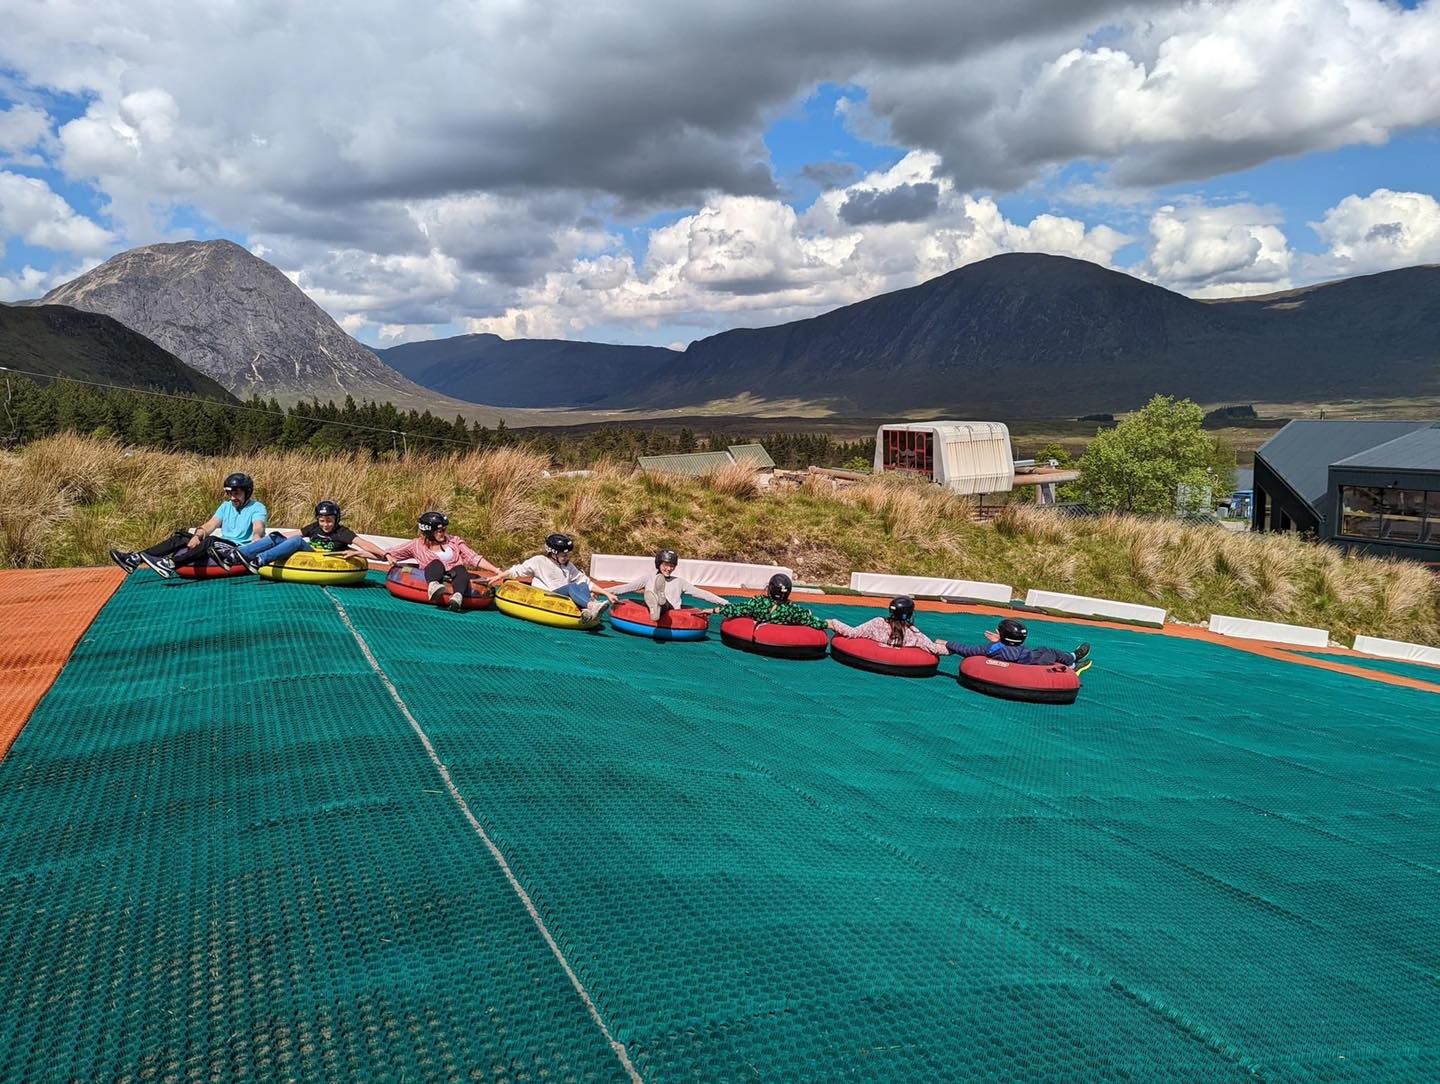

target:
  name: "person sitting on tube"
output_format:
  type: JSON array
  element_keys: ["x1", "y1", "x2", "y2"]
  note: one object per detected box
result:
[
  {"x1": 702, "y1": 573, "x2": 827, "y2": 629},
  {"x1": 946, "y1": 618, "x2": 1091, "y2": 671},
  {"x1": 825, "y1": 596, "x2": 949, "y2": 654},
  {"x1": 611, "y1": 548, "x2": 729, "y2": 621}
]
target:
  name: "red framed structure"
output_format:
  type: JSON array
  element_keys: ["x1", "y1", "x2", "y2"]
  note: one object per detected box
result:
[{"x1": 881, "y1": 428, "x2": 935, "y2": 479}]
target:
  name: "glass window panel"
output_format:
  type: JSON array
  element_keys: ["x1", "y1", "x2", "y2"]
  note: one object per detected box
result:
[
  {"x1": 1340, "y1": 486, "x2": 1383, "y2": 538},
  {"x1": 1380, "y1": 489, "x2": 1424, "y2": 542},
  {"x1": 1424, "y1": 490, "x2": 1440, "y2": 544}
]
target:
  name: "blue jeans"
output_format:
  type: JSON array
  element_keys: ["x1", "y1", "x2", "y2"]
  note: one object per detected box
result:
[
  {"x1": 551, "y1": 582, "x2": 592, "y2": 608},
  {"x1": 237, "y1": 532, "x2": 311, "y2": 567}
]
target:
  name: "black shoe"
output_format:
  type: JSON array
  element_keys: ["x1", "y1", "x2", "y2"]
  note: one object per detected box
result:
[
  {"x1": 1073, "y1": 643, "x2": 1091, "y2": 665},
  {"x1": 237, "y1": 550, "x2": 262, "y2": 575},
  {"x1": 139, "y1": 552, "x2": 175, "y2": 579},
  {"x1": 109, "y1": 549, "x2": 142, "y2": 574},
  {"x1": 211, "y1": 541, "x2": 240, "y2": 566}
]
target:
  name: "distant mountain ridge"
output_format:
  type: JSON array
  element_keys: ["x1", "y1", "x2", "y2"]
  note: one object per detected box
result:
[
  {"x1": 378, "y1": 333, "x2": 678, "y2": 407},
  {"x1": 383, "y1": 255, "x2": 1440, "y2": 417},
  {"x1": 0, "y1": 302, "x2": 236, "y2": 401},
  {"x1": 38, "y1": 240, "x2": 483, "y2": 415}
]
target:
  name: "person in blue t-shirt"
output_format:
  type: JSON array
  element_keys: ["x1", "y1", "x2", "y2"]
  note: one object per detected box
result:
[
  {"x1": 110, "y1": 472, "x2": 269, "y2": 578},
  {"x1": 946, "y1": 618, "x2": 1092, "y2": 671}
]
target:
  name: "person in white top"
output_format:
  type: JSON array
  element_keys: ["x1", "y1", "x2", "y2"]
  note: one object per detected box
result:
[
  {"x1": 611, "y1": 549, "x2": 729, "y2": 620},
  {"x1": 487, "y1": 532, "x2": 618, "y2": 621}
]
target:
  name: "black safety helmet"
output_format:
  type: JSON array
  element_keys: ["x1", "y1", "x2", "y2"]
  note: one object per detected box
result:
[
  {"x1": 998, "y1": 618, "x2": 1028, "y2": 645},
  {"x1": 223, "y1": 472, "x2": 253, "y2": 499},
  {"x1": 418, "y1": 511, "x2": 449, "y2": 536},
  {"x1": 888, "y1": 596, "x2": 916, "y2": 623},
  {"x1": 766, "y1": 573, "x2": 793, "y2": 601},
  {"x1": 314, "y1": 500, "x2": 341, "y2": 522},
  {"x1": 655, "y1": 548, "x2": 679, "y2": 569},
  {"x1": 546, "y1": 532, "x2": 575, "y2": 554}
]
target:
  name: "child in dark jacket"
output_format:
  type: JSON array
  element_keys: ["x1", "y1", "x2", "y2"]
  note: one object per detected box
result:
[{"x1": 946, "y1": 618, "x2": 1091, "y2": 671}]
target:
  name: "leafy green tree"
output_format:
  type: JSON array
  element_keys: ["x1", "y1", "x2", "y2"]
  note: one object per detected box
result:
[{"x1": 1080, "y1": 395, "x2": 1236, "y2": 514}]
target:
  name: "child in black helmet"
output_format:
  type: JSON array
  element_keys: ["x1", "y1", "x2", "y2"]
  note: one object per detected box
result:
[
  {"x1": 112, "y1": 472, "x2": 268, "y2": 578},
  {"x1": 703, "y1": 573, "x2": 827, "y2": 630},
  {"x1": 487, "y1": 532, "x2": 617, "y2": 621},
  {"x1": 946, "y1": 618, "x2": 1091, "y2": 671},
  {"x1": 825, "y1": 596, "x2": 949, "y2": 655},
  {"x1": 611, "y1": 549, "x2": 729, "y2": 620},
  {"x1": 385, "y1": 511, "x2": 499, "y2": 611},
  {"x1": 234, "y1": 500, "x2": 390, "y2": 573}
]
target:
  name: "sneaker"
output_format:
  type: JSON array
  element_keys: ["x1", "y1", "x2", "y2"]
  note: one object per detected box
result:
[
  {"x1": 212, "y1": 542, "x2": 240, "y2": 567},
  {"x1": 1073, "y1": 643, "x2": 1091, "y2": 665},
  {"x1": 448, "y1": 590, "x2": 465, "y2": 612},
  {"x1": 581, "y1": 602, "x2": 602, "y2": 621},
  {"x1": 237, "y1": 550, "x2": 263, "y2": 575},
  {"x1": 139, "y1": 552, "x2": 175, "y2": 579},
  {"x1": 109, "y1": 549, "x2": 142, "y2": 574},
  {"x1": 1075, "y1": 659, "x2": 1093, "y2": 676},
  {"x1": 427, "y1": 580, "x2": 446, "y2": 601}
]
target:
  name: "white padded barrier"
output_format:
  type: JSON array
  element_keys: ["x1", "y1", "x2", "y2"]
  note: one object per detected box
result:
[
  {"x1": 591, "y1": 554, "x2": 793, "y2": 590},
  {"x1": 1024, "y1": 589, "x2": 1166, "y2": 625},
  {"x1": 1352, "y1": 635, "x2": 1440, "y2": 668},
  {"x1": 850, "y1": 572, "x2": 1012, "y2": 604},
  {"x1": 1207, "y1": 614, "x2": 1330, "y2": 648}
]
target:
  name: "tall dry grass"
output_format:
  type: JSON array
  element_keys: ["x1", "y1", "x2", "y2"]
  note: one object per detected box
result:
[{"x1": 5, "y1": 434, "x2": 1439, "y2": 645}]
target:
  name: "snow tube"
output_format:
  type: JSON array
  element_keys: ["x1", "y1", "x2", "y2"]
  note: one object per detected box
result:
[
  {"x1": 175, "y1": 560, "x2": 248, "y2": 579},
  {"x1": 720, "y1": 616, "x2": 828, "y2": 660},
  {"x1": 495, "y1": 580, "x2": 600, "y2": 630},
  {"x1": 257, "y1": 551, "x2": 369, "y2": 585},
  {"x1": 385, "y1": 566, "x2": 494, "y2": 610},
  {"x1": 608, "y1": 600, "x2": 709, "y2": 641},
  {"x1": 958, "y1": 655, "x2": 1080, "y2": 704},
  {"x1": 830, "y1": 636, "x2": 939, "y2": 678}
]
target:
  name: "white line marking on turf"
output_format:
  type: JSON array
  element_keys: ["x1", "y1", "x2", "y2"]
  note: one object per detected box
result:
[{"x1": 325, "y1": 589, "x2": 642, "y2": 1082}]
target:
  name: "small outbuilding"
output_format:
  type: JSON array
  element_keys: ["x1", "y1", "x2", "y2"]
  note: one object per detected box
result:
[{"x1": 873, "y1": 421, "x2": 1015, "y2": 495}]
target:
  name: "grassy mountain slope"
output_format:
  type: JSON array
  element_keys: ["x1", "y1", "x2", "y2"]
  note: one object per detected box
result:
[{"x1": 0, "y1": 302, "x2": 236, "y2": 400}]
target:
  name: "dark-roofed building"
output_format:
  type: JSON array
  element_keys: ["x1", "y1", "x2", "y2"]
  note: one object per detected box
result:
[{"x1": 1253, "y1": 420, "x2": 1440, "y2": 561}]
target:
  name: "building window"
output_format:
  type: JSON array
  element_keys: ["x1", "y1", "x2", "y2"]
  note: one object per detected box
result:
[
  {"x1": 882, "y1": 430, "x2": 934, "y2": 479},
  {"x1": 1340, "y1": 486, "x2": 1383, "y2": 538},
  {"x1": 1339, "y1": 485, "x2": 1439, "y2": 544}
]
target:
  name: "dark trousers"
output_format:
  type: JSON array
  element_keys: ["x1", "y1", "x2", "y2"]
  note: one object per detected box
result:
[
  {"x1": 423, "y1": 560, "x2": 472, "y2": 597},
  {"x1": 1028, "y1": 647, "x2": 1075, "y2": 667},
  {"x1": 143, "y1": 530, "x2": 234, "y2": 567}
]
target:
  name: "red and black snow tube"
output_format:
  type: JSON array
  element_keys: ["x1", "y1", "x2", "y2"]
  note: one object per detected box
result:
[
  {"x1": 385, "y1": 565, "x2": 494, "y2": 610},
  {"x1": 175, "y1": 560, "x2": 249, "y2": 579},
  {"x1": 720, "y1": 616, "x2": 828, "y2": 660},
  {"x1": 830, "y1": 636, "x2": 940, "y2": 678},
  {"x1": 608, "y1": 600, "x2": 709, "y2": 641},
  {"x1": 958, "y1": 655, "x2": 1080, "y2": 705}
]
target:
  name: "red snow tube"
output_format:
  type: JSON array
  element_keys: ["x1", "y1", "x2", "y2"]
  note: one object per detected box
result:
[
  {"x1": 720, "y1": 616, "x2": 828, "y2": 659},
  {"x1": 608, "y1": 600, "x2": 709, "y2": 641},
  {"x1": 385, "y1": 565, "x2": 494, "y2": 610},
  {"x1": 958, "y1": 655, "x2": 1080, "y2": 704},
  {"x1": 830, "y1": 636, "x2": 939, "y2": 677},
  {"x1": 175, "y1": 560, "x2": 248, "y2": 579}
]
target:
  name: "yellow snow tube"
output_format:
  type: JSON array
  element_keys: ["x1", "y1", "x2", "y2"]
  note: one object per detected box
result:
[
  {"x1": 494, "y1": 580, "x2": 600, "y2": 630},
  {"x1": 256, "y1": 550, "x2": 369, "y2": 585}
]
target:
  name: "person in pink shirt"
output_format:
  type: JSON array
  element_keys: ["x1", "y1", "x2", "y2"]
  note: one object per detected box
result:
[
  {"x1": 825, "y1": 596, "x2": 949, "y2": 655},
  {"x1": 384, "y1": 511, "x2": 500, "y2": 611}
]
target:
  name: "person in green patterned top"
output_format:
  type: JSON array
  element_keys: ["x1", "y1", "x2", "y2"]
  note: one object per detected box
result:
[{"x1": 702, "y1": 573, "x2": 826, "y2": 630}]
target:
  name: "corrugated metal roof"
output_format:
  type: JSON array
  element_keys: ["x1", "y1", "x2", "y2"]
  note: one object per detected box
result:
[
  {"x1": 727, "y1": 444, "x2": 775, "y2": 469},
  {"x1": 1255, "y1": 420, "x2": 1431, "y2": 512},
  {"x1": 636, "y1": 451, "x2": 736, "y2": 477},
  {"x1": 1331, "y1": 423, "x2": 1440, "y2": 472}
]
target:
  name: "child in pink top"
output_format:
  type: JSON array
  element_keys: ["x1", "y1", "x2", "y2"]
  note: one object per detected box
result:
[
  {"x1": 385, "y1": 511, "x2": 499, "y2": 611},
  {"x1": 825, "y1": 596, "x2": 948, "y2": 655}
]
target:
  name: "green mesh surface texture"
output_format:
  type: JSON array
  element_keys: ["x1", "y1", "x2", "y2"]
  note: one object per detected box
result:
[
  {"x1": 3, "y1": 572, "x2": 1439, "y2": 1081},
  {"x1": 1290, "y1": 649, "x2": 1440, "y2": 682}
]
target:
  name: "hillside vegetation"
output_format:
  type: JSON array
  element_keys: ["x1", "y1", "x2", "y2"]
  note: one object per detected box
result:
[{"x1": 4, "y1": 434, "x2": 1437, "y2": 645}]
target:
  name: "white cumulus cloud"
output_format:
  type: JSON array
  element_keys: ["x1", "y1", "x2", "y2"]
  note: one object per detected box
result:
[
  {"x1": 1137, "y1": 203, "x2": 1293, "y2": 296},
  {"x1": 0, "y1": 170, "x2": 114, "y2": 258},
  {"x1": 1306, "y1": 188, "x2": 1440, "y2": 277}
]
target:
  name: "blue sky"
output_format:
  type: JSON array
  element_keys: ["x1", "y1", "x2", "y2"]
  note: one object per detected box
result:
[{"x1": 2, "y1": 0, "x2": 1439, "y2": 346}]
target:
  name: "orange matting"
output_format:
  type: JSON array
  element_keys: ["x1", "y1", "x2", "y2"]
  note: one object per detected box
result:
[{"x1": 0, "y1": 566, "x2": 125, "y2": 761}]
